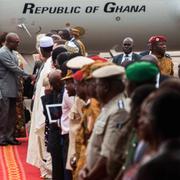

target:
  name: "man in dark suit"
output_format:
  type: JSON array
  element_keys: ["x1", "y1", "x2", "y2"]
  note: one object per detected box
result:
[
  {"x1": 41, "y1": 69, "x2": 65, "y2": 180},
  {"x1": 0, "y1": 33, "x2": 30, "y2": 146},
  {"x1": 113, "y1": 37, "x2": 141, "y2": 67}
]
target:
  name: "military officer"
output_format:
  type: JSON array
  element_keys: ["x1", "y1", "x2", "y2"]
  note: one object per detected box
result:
[
  {"x1": 149, "y1": 35, "x2": 174, "y2": 76},
  {"x1": 79, "y1": 64, "x2": 130, "y2": 180}
]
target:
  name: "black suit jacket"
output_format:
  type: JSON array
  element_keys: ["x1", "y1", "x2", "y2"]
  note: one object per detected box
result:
[
  {"x1": 113, "y1": 53, "x2": 142, "y2": 66},
  {"x1": 139, "y1": 50, "x2": 150, "y2": 57},
  {"x1": 41, "y1": 89, "x2": 64, "y2": 152}
]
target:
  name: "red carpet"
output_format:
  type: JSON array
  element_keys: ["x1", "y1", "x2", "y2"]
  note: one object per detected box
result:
[{"x1": 0, "y1": 137, "x2": 41, "y2": 180}]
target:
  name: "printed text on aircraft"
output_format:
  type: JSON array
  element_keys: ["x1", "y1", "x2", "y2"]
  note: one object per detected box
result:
[{"x1": 22, "y1": 2, "x2": 146, "y2": 14}]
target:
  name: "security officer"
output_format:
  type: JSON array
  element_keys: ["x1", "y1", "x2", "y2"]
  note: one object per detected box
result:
[
  {"x1": 113, "y1": 37, "x2": 141, "y2": 67},
  {"x1": 149, "y1": 35, "x2": 174, "y2": 76},
  {"x1": 115, "y1": 61, "x2": 159, "y2": 180},
  {"x1": 79, "y1": 64, "x2": 130, "y2": 180},
  {"x1": 139, "y1": 36, "x2": 171, "y2": 58},
  {"x1": 125, "y1": 60, "x2": 160, "y2": 97},
  {"x1": 65, "y1": 56, "x2": 94, "y2": 172}
]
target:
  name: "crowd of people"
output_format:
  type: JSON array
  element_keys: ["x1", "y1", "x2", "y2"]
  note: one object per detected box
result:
[{"x1": 0, "y1": 28, "x2": 180, "y2": 180}]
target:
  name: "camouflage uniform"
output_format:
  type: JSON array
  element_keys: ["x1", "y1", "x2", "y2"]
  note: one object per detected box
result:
[{"x1": 158, "y1": 56, "x2": 174, "y2": 76}]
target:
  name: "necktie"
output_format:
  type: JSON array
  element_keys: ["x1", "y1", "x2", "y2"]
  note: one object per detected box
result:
[
  {"x1": 125, "y1": 54, "x2": 129, "y2": 61},
  {"x1": 121, "y1": 54, "x2": 129, "y2": 66}
]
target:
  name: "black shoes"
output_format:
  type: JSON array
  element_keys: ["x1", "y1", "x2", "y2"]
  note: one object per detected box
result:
[
  {"x1": 6, "y1": 139, "x2": 21, "y2": 145},
  {"x1": 0, "y1": 139, "x2": 21, "y2": 146},
  {"x1": 0, "y1": 141, "x2": 8, "y2": 146}
]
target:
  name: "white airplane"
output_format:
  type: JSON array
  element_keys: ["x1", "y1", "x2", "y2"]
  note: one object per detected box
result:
[{"x1": 0, "y1": 0, "x2": 180, "y2": 54}]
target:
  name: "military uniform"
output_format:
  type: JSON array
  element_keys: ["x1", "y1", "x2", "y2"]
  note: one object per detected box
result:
[
  {"x1": 74, "y1": 98, "x2": 101, "y2": 179},
  {"x1": 74, "y1": 39, "x2": 86, "y2": 56},
  {"x1": 66, "y1": 96, "x2": 85, "y2": 170},
  {"x1": 86, "y1": 93, "x2": 130, "y2": 179},
  {"x1": 115, "y1": 129, "x2": 138, "y2": 179},
  {"x1": 148, "y1": 35, "x2": 174, "y2": 76},
  {"x1": 71, "y1": 28, "x2": 86, "y2": 56},
  {"x1": 65, "y1": 56, "x2": 96, "y2": 171},
  {"x1": 158, "y1": 56, "x2": 174, "y2": 76}
]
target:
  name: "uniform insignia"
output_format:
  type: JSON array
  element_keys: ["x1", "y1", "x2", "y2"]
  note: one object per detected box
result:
[
  {"x1": 118, "y1": 100, "x2": 125, "y2": 109},
  {"x1": 116, "y1": 123, "x2": 122, "y2": 129},
  {"x1": 155, "y1": 37, "x2": 159, "y2": 41},
  {"x1": 165, "y1": 54, "x2": 171, "y2": 58}
]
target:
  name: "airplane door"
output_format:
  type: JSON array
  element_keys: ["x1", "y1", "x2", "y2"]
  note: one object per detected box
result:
[{"x1": 0, "y1": 0, "x2": 38, "y2": 54}]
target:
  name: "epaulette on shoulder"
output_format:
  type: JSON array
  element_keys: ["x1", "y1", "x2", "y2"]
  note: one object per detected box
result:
[
  {"x1": 118, "y1": 100, "x2": 125, "y2": 110},
  {"x1": 165, "y1": 53, "x2": 171, "y2": 59}
]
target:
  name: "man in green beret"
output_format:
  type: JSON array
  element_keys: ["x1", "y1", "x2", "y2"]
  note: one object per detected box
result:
[
  {"x1": 125, "y1": 61, "x2": 159, "y2": 96},
  {"x1": 114, "y1": 61, "x2": 159, "y2": 179}
]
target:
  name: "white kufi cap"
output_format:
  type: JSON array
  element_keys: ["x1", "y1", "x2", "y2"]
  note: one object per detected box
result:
[{"x1": 40, "y1": 36, "x2": 54, "y2": 48}]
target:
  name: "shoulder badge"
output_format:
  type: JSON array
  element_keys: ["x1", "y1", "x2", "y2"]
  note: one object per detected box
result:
[
  {"x1": 165, "y1": 53, "x2": 171, "y2": 59},
  {"x1": 118, "y1": 100, "x2": 125, "y2": 109}
]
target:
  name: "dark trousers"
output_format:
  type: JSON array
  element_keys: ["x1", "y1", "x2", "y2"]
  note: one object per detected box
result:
[
  {"x1": 50, "y1": 148, "x2": 64, "y2": 180},
  {"x1": 0, "y1": 97, "x2": 16, "y2": 142},
  {"x1": 49, "y1": 134, "x2": 72, "y2": 180},
  {"x1": 47, "y1": 123, "x2": 72, "y2": 180},
  {"x1": 48, "y1": 124, "x2": 64, "y2": 180},
  {"x1": 61, "y1": 134, "x2": 72, "y2": 180}
]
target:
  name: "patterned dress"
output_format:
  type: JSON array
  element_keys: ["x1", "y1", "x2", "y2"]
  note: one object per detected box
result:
[
  {"x1": 74, "y1": 98, "x2": 100, "y2": 179},
  {"x1": 15, "y1": 52, "x2": 26, "y2": 137}
]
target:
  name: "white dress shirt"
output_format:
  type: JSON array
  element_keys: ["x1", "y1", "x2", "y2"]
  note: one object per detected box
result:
[
  {"x1": 60, "y1": 89, "x2": 74, "y2": 135},
  {"x1": 121, "y1": 52, "x2": 133, "y2": 64}
]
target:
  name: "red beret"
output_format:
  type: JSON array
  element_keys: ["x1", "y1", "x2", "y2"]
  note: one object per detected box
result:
[
  {"x1": 73, "y1": 70, "x2": 84, "y2": 81},
  {"x1": 148, "y1": 35, "x2": 167, "y2": 44},
  {"x1": 90, "y1": 55, "x2": 108, "y2": 62}
]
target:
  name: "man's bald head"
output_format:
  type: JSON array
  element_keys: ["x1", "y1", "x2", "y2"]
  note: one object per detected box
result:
[
  {"x1": 5, "y1": 32, "x2": 20, "y2": 51},
  {"x1": 48, "y1": 69, "x2": 63, "y2": 91},
  {"x1": 49, "y1": 69, "x2": 62, "y2": 80},
  {"x1": 6, "y1": 33, "x2": 19, "y2": 41},
  {"x1": 122, "y1": 37, "x2": 134, "y2": 54},
  {"x1": 123, "y1": 37, "x2": 134, "y2": 45}
]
